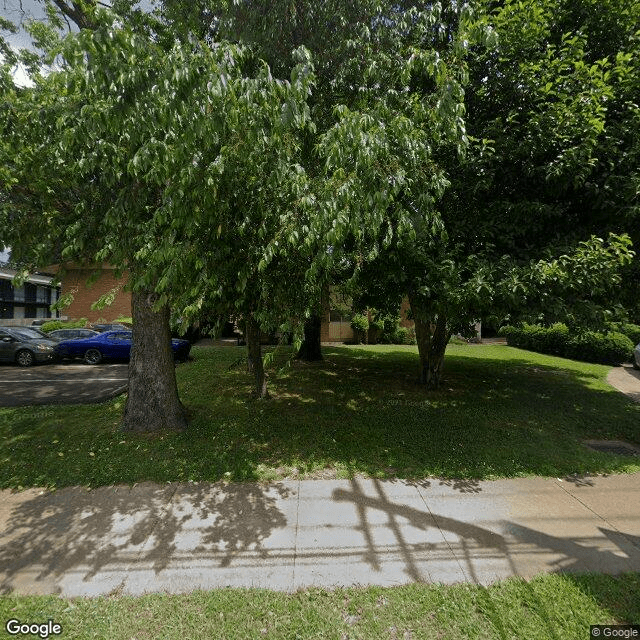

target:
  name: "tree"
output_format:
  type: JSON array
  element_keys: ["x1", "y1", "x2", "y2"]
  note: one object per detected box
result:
[
  {"x1": 156, "y1": 1, "x2": 478, "y2": 365},
  {"x1": 347, "y1": 0, "x2": 638, "y2": 388},
  {"x1": 0, "y1": 8, "x2": 316, "y2": 421}
]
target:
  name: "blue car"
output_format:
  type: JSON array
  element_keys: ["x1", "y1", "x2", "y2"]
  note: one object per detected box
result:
[{"x1": 55, "y1": 330, "x2": 191, "y2": 364}]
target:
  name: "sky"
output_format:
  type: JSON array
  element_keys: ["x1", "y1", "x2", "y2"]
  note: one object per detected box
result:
[
  {"x1": 1, "y1": 0, "x2": 59, "y2": 85},
  {"x1": 1, "y1": 0, "x2": 156, "y2": 83},
  {"x1": 1, "y1": 0, "x2": 49, "y2": 49}
]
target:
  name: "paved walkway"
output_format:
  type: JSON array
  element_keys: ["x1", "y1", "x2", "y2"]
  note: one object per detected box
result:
[
  {"x1": 607, "y1": 364, "x2": 640, "y2": 403},
  {"x1": 1, "y1": 474, "x2": 639, "y2": 596}
]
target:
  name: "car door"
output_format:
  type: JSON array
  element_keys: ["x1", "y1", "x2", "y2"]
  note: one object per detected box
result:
[
  {"x1": 0, "y1": 330, "x2": 16, "y2": 362},
  {"x1": 108, "y1": 332, "x2": 133, "y2": 359}
]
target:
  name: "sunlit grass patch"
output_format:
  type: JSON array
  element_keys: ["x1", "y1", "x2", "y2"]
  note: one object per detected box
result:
[
  {"x1": 0, "y1": 573, "x2": 638, "y2": 640},
  {"x1": 0, "y1": 343, "x2": 638, "y2": 489}
]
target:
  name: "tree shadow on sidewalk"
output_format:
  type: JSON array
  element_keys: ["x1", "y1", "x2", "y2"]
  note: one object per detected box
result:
[{"x1": 0, "y1": 481, "x2": 292, "y2": 594}]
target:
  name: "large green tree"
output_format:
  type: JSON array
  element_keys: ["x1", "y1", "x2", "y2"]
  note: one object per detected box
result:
[
  {"x1": 348, "y1": 0, "x2": 638, "y2": 388},
  {"x1": 157, "y1": 0, "x2": 478, "y2": 364},
  {"x1": 0, "y1": 7, "x2": 316, "y2": 422}
]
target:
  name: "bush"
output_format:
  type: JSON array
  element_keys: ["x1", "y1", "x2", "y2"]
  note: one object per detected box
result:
[
  {"x1": 608, "y1": 322, "x2": 640, "y2": 346},
  {"x1": 40, "y1": 318, "x2": 88, "y2": 333},
  {"x1": 565, "y1": 331, "x2": 634, "y2": 365},
  {"x1": 378, "y1": 319, "x2": 409, "y2": 345},
  {"x1": 499, "y1": 323, "x2": 633, "y2": 365},
  {"x1": 391, "y1": 326, "x2": 409, "y2": 344},
  {"x1": 350, "y1": 313, "x2": 369, "y2": 344},
  {"x1": 367, "y1": 316, "x2": 385, "y2": 344}
]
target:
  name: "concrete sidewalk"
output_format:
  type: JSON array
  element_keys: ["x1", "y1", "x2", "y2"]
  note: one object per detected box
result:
[
  {"x1": 607, "y1": 364, "x2": 640, "y2": 403},
  {"x1": 1, "y1": 474, "x2": 639, "y2": 596}
]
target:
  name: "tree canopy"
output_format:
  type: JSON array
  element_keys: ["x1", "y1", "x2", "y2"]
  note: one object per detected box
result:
[{"x1": 1, "y1": 0, "x2": 637, "y2": 409}]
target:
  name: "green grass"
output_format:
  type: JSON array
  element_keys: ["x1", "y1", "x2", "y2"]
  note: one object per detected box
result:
[
  {"x1": 1, "y1": 344, "x2": 639, "y2": 489},
  {"x1": 0, "y1": 573, "x2": 638, "y2": 639}
]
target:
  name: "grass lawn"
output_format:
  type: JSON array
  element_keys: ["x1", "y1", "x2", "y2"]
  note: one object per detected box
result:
[
  {"x1": 0, "y1": 573, "x2": 638, "y2": 639},
  {"x1": 0, "y1": 343, "x2": 639, "y2": 489}
]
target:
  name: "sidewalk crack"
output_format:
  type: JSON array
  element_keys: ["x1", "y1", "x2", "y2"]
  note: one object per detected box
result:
[
  {"x1": 291, "y1": 479, "x2": 300, "y2": 591},
  {"x1": 553, "y1": 478, "x2": 640, "y2": 550}
]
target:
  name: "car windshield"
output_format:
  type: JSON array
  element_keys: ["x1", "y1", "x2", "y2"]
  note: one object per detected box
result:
[
  {"x1": 11, "y1": 328, "x2": 49, "y2": 340},
  {"x1": 108, "y1": 332, "x2": 132, "y2": 341}
]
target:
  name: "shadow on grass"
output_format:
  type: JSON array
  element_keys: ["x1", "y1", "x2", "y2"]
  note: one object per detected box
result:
[
  {"x1": 0, "y1": 345, "x2": 639, "y2": 489},
  {"x1": 187, "y1": 345, "x2": 640, "y2": 480}
]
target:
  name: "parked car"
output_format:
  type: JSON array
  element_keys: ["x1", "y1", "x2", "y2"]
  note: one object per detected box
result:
[
  {"x1": 48, "y1": 328, "x2": 100, "y2": 341},
  {"x1": 0, "y1": 326, "x2": 59, "y2": 367},
  {"x1": 89, "y1": 323, "x2": 129, "y2": 333},
  {"x1": 634, "y1": 343, "x2": 640, "y2": 370},
  {"x1": 55, "y1": 330, "x2": 191, "y2": 364}
]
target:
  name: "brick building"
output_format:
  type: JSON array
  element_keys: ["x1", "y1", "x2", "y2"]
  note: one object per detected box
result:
[
  {"x1": 319, "y1": 288, "x2": 414, "y2": 343},
  {"x1": 50, "y1": 266, "x2": 418, "y2": 342},
  {"x1": 48, "y1": 264, "x2": 132, "y2": 323}
]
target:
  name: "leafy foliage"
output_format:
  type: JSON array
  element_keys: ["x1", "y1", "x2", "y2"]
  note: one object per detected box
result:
[
  {"x1": 348, "y1": 0, "x2": 638, "y2": 387},
  {"x1": 608, "y1": 323, "x2": 640, "y2": 347},
  {"x1": 500, "y1": 324, "x2": 634, "y2": 365},
  {"x1": 39, "y1": 317, "x2": 88, "y2": 333}
]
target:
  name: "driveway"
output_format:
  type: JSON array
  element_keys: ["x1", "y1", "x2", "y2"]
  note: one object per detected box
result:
[
  {"x1": 0, "y1": 362, "x2": 128, "y2": 407},
  {"x1": 607, "y1": 364, "x2": 640, "y2": 403}
]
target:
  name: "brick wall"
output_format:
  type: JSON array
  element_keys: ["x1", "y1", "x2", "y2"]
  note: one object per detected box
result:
[
  {"x1": 61, "y1": 267, "x2": 131, "y2": 322},
  {"x1": 399, "y1": 297, "x2": 413, "y2": 328}
]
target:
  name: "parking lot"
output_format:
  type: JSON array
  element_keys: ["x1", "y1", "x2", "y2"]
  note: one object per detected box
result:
[{"x1": 0, "y1": 362, "x2": 128, "y2": 407}]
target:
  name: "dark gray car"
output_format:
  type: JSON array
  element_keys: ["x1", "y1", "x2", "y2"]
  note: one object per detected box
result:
[
  {"x1": 48, "y1": 328, "x2": 99, "y2": 340},
  {"x1": 0, "y1": 326, "x2": 59, "y2": 367}
]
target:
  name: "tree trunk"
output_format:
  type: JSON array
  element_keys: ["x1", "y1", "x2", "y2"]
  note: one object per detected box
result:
[
  {"x1": 246, "y1": 315, "x2": 269, "y2": 399},
  {"x1": 425, "y1": 315, "x2": 450, "y2": 390},
  {"x1": 296, "y1": 314, "x2": 323, "y2": 361},
  {"x1": 123, "y1": 288, "x2": 187, "y2": 433},
  {"x1": 409, "y1": 296, "x2": 451, "y2": 390}
]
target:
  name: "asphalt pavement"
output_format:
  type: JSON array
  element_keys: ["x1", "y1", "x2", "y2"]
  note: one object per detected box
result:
[{"x1": 0, "y1": 362, "x2": 128, "y2": 406}]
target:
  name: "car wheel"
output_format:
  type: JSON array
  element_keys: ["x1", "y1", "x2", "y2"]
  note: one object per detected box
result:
[
  {"x1": 16, "y1": 350, "x2": 35, "y2": 367},
  {"x1": 84, "y1": 348, "x2": 103, "y2": 365},
  {"x1": 634, "y1": 360, "x2": 640, "y2": 371}
]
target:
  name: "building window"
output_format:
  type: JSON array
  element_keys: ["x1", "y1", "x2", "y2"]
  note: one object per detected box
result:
[
  {"x1": 0, "y1": 302, "x2": 13, "y2": 319},
  {"x1": 24, "y1": 283, "x2": 37, "y2": 304},
  {"x1": 0, "y1": 279, "x2": 13, "y2": 301}
]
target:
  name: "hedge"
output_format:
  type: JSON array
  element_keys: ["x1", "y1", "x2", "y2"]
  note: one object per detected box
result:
[
  {"x1": 40, "y1": 318, "x2": 88, "y2": 333},
  {"x1": 608, "y1": 322, "x2": 640, "y2": 347},
  {"x1": 498, "y1": 323, "x2": 634, "y2": 365}
]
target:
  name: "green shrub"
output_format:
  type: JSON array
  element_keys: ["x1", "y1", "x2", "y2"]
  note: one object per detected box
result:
[
  {"x1": 350, "y1": 313, "x2": 369, "y2": 344},
  {"x1": 499, "y1": 323, "x2": 633, "y2": 364},
  {"x1": 366, "y1": 316, "x2": 385, "y2": 344},
  {"x1": 608, "y1": 322, "x2": 640, "y2": 346},
  {"x1": 391, "y1": 326, "x2": 409, "y2": 344},
  {"x1": 374, "y1": 313, "x2": 412, "y2": 345},
  {"x1": 565, "y1": 331, "x2": 633, "y2": 365},
  {"x1": 40, "y1": 318, "x2": 88, "y2": 333}
]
